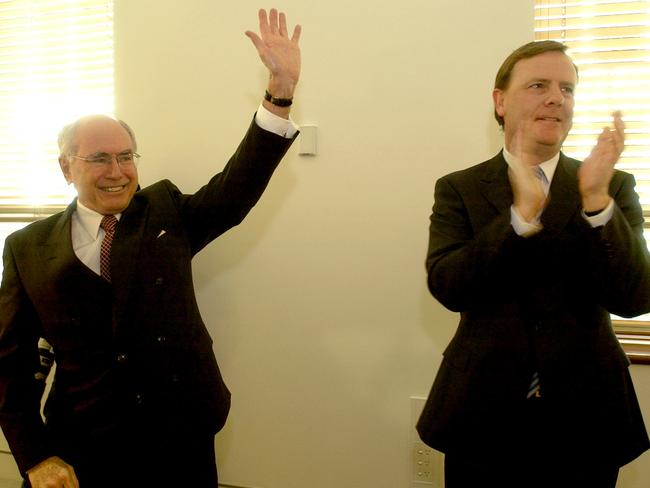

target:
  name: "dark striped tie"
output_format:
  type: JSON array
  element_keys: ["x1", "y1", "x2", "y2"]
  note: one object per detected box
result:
[
  {"x1": 527, "y1": 166, "x2": 548, "y2": 399},
  {"x1": 527, "y1": 371, "x2": 541, "y2": 399},
  {"x1": 100, "y1": 215, "x2": 118, "y2": 282}
]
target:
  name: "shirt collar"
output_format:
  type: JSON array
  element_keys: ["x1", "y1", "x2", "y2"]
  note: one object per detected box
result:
[
  {"x1": 502, "y1": 148, "x2": 560, "y2": 183},
  {"x1": 75, "y1": 200, "x2": 121, "y2": 239}
]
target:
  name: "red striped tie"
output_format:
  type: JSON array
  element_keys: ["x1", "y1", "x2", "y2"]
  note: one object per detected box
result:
[{"x1": 100, "y1": 215, "x2": 118, "y2": 282}]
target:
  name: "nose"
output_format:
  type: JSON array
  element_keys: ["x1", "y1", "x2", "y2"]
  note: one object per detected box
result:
[
  {"x1": 105, "y1": 155, "x2": 124, "y2": 177},
  {"x1": 545, "y1": 84, "x2": 565, "y2": 106}
]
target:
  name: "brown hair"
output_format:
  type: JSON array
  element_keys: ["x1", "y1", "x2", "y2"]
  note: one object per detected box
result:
[{"x1": 493, "y1": 40, "x2": 578, "y2": 128}]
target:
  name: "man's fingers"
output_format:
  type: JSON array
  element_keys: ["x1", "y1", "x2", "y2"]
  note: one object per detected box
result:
[
  {"x1": 257, "y1": 9, "x2": 270, "y2": 38},
  {"x1": 612, "y1": 110, "x2": 623, "y2": 129},
  {"x1": 598, "y1": 127, "x2": 610, "y2": 145},
  {"x1": 251, "y1": 8, "x2": 300, "y2": 44},
  {"x1": 257, "y1": 9, "x2": 298, "y2": 41},
  {"x1": 291, "y1": 24, "x2": 302, "y2": 42},
  {"x1": 279, "y1": 11, "x2": 288, "y2": 37},
  {"x1": 509, "y1": 120, "x2": 535, "y2": 165},
  {"x1": 245, "y1": 31, "x2": 264, "y2": 51},
  {"x1": 593, "y1": 114, "x2": 624, "y2": 164},
  {"x1": 268, "y1": 8, "x2": 279, "y2": 35},
  {"x1": 612, "y1": 112, "x2": 625, "y2": 154},
  {"x1": 70, "y1": 467, "x2": 80, "y2": 488}
]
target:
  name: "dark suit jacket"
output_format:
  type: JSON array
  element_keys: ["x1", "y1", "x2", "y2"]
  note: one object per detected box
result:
[
  {"x1": 417, "y1": 151, "x2": 650, "y2": 467},
  {"x1": 0, "y1": 118, "x2": 296, "y2": 474}
]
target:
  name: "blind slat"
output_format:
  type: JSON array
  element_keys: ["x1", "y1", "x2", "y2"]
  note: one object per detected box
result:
[
  {"x1": 535, "y1": 0, "x2": 650, "y2": 214},
  {"x1": 0, "y1": 0, "x2": 114, "y2": 215}
]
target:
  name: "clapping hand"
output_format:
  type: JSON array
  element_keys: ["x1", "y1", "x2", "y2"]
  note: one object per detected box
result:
[
  {"x1": 508, "y1": 121, "x2": 548, "y2": 222},
  {"x1": 578, "y1": 111, "x2": 624, "y2": 212}
]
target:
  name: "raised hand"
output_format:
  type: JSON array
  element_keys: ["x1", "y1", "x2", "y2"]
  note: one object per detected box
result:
[
  {"x1": 578, "y1": 111, "x2": 624, "y2": 212},
  {"x1": 245, "y1": 8, "x2": 301, "y2": 101}
]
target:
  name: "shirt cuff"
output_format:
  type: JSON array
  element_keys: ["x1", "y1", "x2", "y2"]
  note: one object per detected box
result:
[
  {"x1": 511, "y1": 205, "x2": 543, "y2": 237},
  {"x1": 582, "y1": 198, "x2": 614, "y2": 227},
  {"x1": 255, "y1": 104, "x2": 299, "y2": 139}
]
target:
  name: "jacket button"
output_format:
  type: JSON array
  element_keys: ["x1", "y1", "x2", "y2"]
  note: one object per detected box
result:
[
  {"x1": 135, "y1": 393, "x2": 144, "y2": 405},
  {"x1": 116, "y1": 353, "x2": 128, "y2": 363},
  {"x1": 155, "y1": 277, "x2": 164, "y2": 285},
  {"x1": 156, "y1": 335, "x2": 167, "y2": 344}
]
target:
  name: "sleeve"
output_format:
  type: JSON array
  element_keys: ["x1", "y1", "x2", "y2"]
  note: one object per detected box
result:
[
  {"x1": 510, "y1": 205, "x2": 542, "y2": 237},
  {"x1": 255, "y1": 104, "x2": 299, "y2": 138},
  {"x1": 173, "y1": 116, "x2": 298, "y2": 255},
  {"x1": 0, "y1": 235, "x2": 55, "y2": 475},
  {"x1": 582, "y1": 198, "x2": 614, "y2": 227},
  {"x1": 425, "y1": 175, "x2": 527, "y2": 312},
  {"x1": 586, "y1": 172, "x2": 650, "y2": 317}
]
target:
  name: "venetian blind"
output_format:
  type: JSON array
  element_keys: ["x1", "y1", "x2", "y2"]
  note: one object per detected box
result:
[
  {"x1": 535, "y1": 1, "x2": 650, "y2": 325},
  {"x1": 534, "y1": 0, "x2": 650, "y2": 218},
  {"x1": 0, "y1": 0, "x2": 114, "y2": 223}
]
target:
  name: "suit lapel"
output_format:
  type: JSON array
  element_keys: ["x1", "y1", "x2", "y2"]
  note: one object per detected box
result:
[
  {"x1": 35, "y1": 201, "x2": 103, "y2": 320},
  {"x1": 40, "y1": 201, "x2": 78, "y2": 278},
  {"x1": 540, "y1": 153, "x2": 581, "y2": 233},
  {"x1": 480, "y1": 151, "x2": 513, "y2": 215}
]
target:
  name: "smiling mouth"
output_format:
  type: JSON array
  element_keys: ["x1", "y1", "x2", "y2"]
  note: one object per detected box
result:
[{"x1": 100, "y1": 185, "x2": 127, "y2": 193}]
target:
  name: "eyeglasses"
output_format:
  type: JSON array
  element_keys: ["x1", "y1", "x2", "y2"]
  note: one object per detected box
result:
[{"x1": 71, "y1": 152, "x2": 141, "y2": 167}]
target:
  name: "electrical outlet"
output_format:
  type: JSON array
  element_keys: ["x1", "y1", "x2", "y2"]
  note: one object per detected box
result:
[
  {"x1": 410, "y1": 396, "x2": 443, "y2": 487},
  {"x1": 412, "y1": 442, "x2": 434, "y2": 484}
]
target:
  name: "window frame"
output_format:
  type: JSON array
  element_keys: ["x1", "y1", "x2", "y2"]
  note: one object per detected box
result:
[{"x1": 615, "y1": 320, "x2": 650, "y2": 363}]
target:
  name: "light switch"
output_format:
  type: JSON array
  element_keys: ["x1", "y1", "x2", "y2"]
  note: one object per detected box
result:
[{"x1": 299, "y1": 125, "x2": 318, "y2": 156}]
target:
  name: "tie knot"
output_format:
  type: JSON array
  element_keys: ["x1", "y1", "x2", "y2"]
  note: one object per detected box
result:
[{"x1": 100, "y1": 215, "x2": 118, "y2": 233}]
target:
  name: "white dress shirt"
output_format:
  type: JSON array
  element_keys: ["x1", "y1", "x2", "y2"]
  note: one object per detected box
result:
[{"x1": 255, "y1": 103, "x2": 299, "y2": 138}]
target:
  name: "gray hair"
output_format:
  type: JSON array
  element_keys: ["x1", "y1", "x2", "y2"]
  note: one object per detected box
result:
[{"x1": 57, "y1": 115, "x2": 138, "y2": 157}]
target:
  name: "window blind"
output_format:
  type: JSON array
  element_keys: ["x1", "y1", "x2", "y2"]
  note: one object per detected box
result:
[
  {"x1": 535, "y1": 0, "x2": 650, "y2": 345},
  {"x1": 534, "y1": 0, "x2": 650, "y2": 211},
  {"x1": 0, "y1": 0, "x2": 114, "y2": 220}
]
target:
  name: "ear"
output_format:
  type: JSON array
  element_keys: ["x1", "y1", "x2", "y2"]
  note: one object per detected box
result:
[
  {"x1": 492, "y1": 88, "x2": 506, "y2": 118},
  {"x1": 59, "y1": 155, "x2": 73, "y2": 184}
]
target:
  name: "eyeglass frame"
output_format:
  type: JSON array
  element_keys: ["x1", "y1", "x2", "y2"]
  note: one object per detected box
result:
[{"x1": 69, "y1": 151, "x2": 141, "y2": 167}]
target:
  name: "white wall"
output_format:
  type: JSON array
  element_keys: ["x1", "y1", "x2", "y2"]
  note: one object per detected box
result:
[{"x1": 0, "y1": 1, "x2": 632, "y2": 487}]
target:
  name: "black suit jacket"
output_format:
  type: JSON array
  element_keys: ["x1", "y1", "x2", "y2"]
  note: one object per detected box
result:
[
  {"x1": 417, "y1": 151, "x2": 650, "y2": 466},
  {"x1": 0, "y1": 118, "x2": 296, "y2": 474}
]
